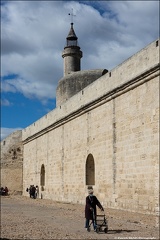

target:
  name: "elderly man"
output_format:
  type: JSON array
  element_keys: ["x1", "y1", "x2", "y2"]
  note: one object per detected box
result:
[{"x1": 85, "y1": 186, "x2": 104, "y2": 232}]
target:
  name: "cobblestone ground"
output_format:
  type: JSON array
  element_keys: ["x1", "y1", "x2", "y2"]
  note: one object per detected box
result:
[{"x1": 1, "y1": 195, "x2": 159, "y2": 240}]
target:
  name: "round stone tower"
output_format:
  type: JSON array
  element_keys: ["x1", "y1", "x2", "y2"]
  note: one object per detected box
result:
[
  {"x1": 56, "y1": 22, "x2": 108, "y2": 106},
  {"x1": 62, "y1": 22, "x2": 83, "y2": 76}
]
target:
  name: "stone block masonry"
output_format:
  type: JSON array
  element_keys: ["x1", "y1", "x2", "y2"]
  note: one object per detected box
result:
[
  {"x1": 4, "y1": 39, "x2": 159, "y2": 215},
  {"x1": 1, "y1": 130, "x2": 23, "y2": 194}
]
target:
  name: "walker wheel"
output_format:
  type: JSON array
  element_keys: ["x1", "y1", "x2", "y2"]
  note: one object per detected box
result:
[
  {"x1": 104, "y1": 226, "x2": 108, "y2": 233},
  {"x1": 96, "y1": 227, "x2": 100, "y2": 233}
]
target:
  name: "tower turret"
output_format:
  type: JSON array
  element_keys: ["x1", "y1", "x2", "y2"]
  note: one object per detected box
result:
[
  {"x1": 56, "y1": 19, "x2": 108, "y2": 107},
  {"x1": 62, "y1": 23, "x2": 83, "y2": 76}
]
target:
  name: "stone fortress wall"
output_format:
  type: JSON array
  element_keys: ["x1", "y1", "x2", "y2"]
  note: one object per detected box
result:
[
  {"x1": 0, "y1": 130, "x2": 23, "y2": 195},
  {"x1": 22, "y1": 39, "x2": 159, "y2": 215}
]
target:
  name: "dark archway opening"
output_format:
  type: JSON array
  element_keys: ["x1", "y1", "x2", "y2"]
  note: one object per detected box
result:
[
  {"x1": 86, "y1": 154, "x2": 95, "y2": 186},
  {"x1": 40, "y1": 164, "x2": 45, "y2": 191}
]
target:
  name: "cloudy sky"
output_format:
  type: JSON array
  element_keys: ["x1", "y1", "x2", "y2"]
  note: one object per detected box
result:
[{"x1": 1, "y1": 0, "x2": 159, "y2": 140}]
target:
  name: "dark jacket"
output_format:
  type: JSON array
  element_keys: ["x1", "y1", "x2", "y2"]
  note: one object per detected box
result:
[{"x1": 85, "y1": 195, "x2": 103, "y2": 220}]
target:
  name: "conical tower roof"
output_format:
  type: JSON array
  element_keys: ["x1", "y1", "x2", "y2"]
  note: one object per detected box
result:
[{"x1": 67, "y1": 23, "x2": 78, "y2": 40}]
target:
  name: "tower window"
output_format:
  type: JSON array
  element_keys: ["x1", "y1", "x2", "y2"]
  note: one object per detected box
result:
[
  {"x1": 156, "y1": 40, "x2": 159, "y2": 47},
  {"x1": 67, "y1": 40, "x2": 77, "y2": 46}
]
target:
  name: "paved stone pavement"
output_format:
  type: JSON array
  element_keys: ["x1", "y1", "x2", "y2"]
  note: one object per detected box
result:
[{"x1": 1, "y1": 195, "x2": 159, "y2": 239}]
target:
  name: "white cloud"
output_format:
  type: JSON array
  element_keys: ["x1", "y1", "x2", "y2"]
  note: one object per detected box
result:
[
  {"x1": 5, "y1": 77, "x2": 55, "y2": 100},
  {"x1": 1, "y1": 0, "x2": 159, "y2": 102},
  {"x1": 0, "y1": 127, "x2": 23, "y2": 141},
  {"x1": 1, "y1": 99, "x2": 12, "y2": 106}
]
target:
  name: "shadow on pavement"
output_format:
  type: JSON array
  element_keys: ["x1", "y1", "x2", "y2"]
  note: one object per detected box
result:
[
  {"x1": 0, "y1": 238, "x2": 12, "y2": 240},
  {"x1": 107, "y1": 229, "x2": 138, "y2": 234}
]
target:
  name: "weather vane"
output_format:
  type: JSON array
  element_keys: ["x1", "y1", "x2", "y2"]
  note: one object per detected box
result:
[{"x1": 68, "y1": 8, "x2": 76, "y2": 24}]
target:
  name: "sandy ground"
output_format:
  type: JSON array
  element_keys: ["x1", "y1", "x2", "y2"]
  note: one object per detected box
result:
[{"x1": 1, "y1": 195, "x2": 159, "y2": 240}]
